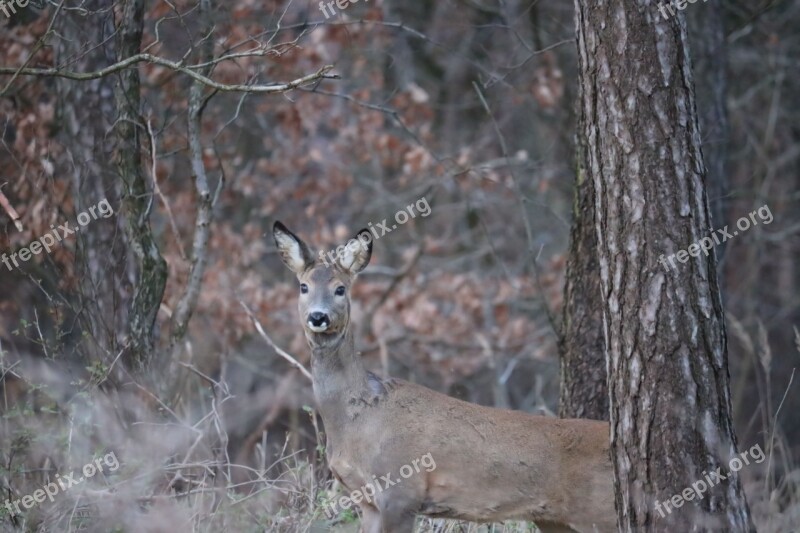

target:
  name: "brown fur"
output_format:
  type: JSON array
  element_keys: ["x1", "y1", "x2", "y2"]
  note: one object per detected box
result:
[{"x1": 273, "y1": 222, "x2": 615, "y2": 532}]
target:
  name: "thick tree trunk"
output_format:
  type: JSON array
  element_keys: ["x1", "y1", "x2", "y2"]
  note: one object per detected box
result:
[
  {"x1": 559, "y1": 140, "x2": 608, "y2": 421},
  {"x1": 55, "y1": 0, "x2": 130, "y2": 354},
  {"x1": 574, "y1": 1, "x2": 753, "y2": 530},
  {"x1": 55, "y1": 0, "x2": 166, "y2": 372},
  {"x1": 558, "y1": 0, "x2": 609, "y2": 422}
]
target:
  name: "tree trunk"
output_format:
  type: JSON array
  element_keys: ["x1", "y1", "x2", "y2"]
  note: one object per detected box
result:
[
  {"x1": 559, "y1": 134, "x2": 608, "y2": 421},
  {"x1": 55, "y1": 0, "x2": 130, "y2": 356},
  {"x1": 54, "y1": 0, "x2": 166, "y2": 372},
  {"x1": 574, "y1": 0, "x2": 754, "y2": 530},
  {"x1": 113, "y1": 0, "x2": 167, "y2": 371}
]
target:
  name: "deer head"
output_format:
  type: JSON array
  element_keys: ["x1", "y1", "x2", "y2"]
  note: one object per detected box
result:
[{"x1": 272, "y1": 221, "x2": 372, "y2": 350}]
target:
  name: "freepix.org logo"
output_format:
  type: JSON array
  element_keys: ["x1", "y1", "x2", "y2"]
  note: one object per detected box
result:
[
  {"x1": 0, "y1": 0, "x2": 31, "y2": 19},
  {"x1": 1, "y1": 198, "x2": 114, "y2": 272},
  {"x1": 322, "y1": 453, "x2": 436, "y2": 518},
  {"x1": 3, "y1": 452, "x2": 120, "y2": 517},
  {"x1": 318, "y1": 196, "x2": 431, "y2": 267}
]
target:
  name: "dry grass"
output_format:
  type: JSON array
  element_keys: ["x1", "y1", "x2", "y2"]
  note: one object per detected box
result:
[{"x1": 0, "y1": 328, "x2": 797, "y2": 532}]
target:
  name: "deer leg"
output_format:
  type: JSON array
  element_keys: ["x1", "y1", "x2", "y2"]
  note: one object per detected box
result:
[
  {"x1": 359, "y1": 503, "x2": 382, "y2": 533},
  {"x1": 379, "y1": 507, "x2": 415, "y2": 533},
  {"x1": 376, "y1": 490, "x2": 417, "y2": 533}
]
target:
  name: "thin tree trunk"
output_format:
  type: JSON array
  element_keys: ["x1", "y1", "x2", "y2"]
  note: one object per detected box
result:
[
  {"x1": 113, "y1": 0, "x2": 167, "y2": 371},
  {"x1": 574, "y1": 0, "x2": 754, "y2": 530},
  {"x1": 164, "y1": 0, "x2": 220, "y2": 399}
]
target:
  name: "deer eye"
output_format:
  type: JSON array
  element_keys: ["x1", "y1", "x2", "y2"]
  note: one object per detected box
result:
[
  {"x1": 300, "y1": 284, "x2": 308, "y2": 294},
  {"x1": 335, "y1": 286, "x2": 346, "y2": 296}
]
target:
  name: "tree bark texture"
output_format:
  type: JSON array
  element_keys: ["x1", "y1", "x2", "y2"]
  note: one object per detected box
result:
[
  {"x1": 113, "y1": 0, "x2": 168, "y2": 371},
  {"x1": 574, "y1": 1, "x2": 754, "y2": 530},
  {"x1": 165, "y1": 0, "x2": 217, "y2": 379},
  {"x1": 559, "y1": 140, "x2": 608, "y2": 421},
  {"x1": 55, "y1": 0, "x2": 132, "y2": 355}
]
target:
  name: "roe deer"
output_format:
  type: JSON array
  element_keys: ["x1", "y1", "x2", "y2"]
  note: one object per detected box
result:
[{"x1": 272, "y1": 221, "x2": 615, "y2": 533}]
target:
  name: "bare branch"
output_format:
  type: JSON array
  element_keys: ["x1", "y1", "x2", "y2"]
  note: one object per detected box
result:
[
  {"x1": 145, "y1": 117, "x2": 186, "y2": 260},
  {"x1": 168, "y1": 0, "x2": 217, "y2": 358},
  {"x1": 0, "y1": 57, "x2": 339, "y2": 93},
  {"x1": 239, "y1": 301, "x2": 312, "y2": 382}
]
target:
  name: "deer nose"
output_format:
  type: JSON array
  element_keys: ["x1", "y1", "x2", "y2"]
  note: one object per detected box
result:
[{"x1": 308, "y1": 312, "x2": 330, "y2": 331}]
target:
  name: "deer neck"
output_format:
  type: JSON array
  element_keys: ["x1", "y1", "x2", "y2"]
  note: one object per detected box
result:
[{"x1": 309, "y1": 327, "x2": 372, "y2": 427}]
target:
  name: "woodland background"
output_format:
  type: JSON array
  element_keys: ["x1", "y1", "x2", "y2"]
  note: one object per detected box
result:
[{"x1": 0, "y1": 0, "x2": 798, "y2": 531}]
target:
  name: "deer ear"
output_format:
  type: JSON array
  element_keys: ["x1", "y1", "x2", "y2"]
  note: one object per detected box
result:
[
  {"x1": 337, "y1": 229, "x2": 373, "y2": 274},
  {"x1": 273, "y1": 221, "x2": 315, "y2": 274}
]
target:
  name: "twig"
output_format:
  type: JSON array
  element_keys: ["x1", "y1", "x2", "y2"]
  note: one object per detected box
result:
[
  {"x1": 366, "y1": 245, "x2": 423, "y2": 318},
  {"x1": 132, "y1": 382, "x2": 182, "y2": 422},
  {"x1": 299, "y1": 87, "x2": 437, "y2": 160},
  {"x1": 765, "y1": 367, "x2": 795, "y2": 492},
  {"x1": 0, "y1": 188, "x2": 23, "y2": 231},
  {"x1": 239, "y1": 301, "x2": 312, "y2": 381},
  {"x1": 472, "y1": 82, "x2": 560, "y2": 335},
  {"x1": 0, "y1": 0, "x2": 66, "y2": 98},
  {"x1": 146, "y1": 117, "x2": 186, "y2": 259},
  {"x1": 97, "y1": 345, "x2": 127, "y2": 386},
  {"x1": 32, "y1": 309, "x2": 49, "y2": 359},
  {"x1": 178, "y1": 361, "x2": 221, "y2": 390}
]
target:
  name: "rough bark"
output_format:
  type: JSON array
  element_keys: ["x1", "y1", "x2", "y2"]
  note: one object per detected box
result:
[
  {"x1": 574, "y1": 0, "x2": 754, "y2": 530},
  {"x1": 113, "y1": 0, "x2": 168, "y2": 371},
  {"x1": 559, "y1": 141, "x2": 608, "y2": 421},
  {"x1": 55, "y1": 0, "x2": 130, "y2": 354}
]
